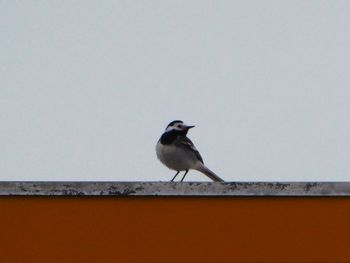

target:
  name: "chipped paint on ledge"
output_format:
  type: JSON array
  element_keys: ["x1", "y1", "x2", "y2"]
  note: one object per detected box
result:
[{"x1": 0, "y1": 182, "x2": 349, "y2": 196}]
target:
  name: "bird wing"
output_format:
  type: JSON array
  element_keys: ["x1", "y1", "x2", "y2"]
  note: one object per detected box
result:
[{"x1": 179, "y1": 136, "x2": 204, "y2": 164}]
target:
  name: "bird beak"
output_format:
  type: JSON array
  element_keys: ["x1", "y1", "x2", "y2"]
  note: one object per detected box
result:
[{"x1": 185, "y1": 125, "x2": 195, "y2": 129}]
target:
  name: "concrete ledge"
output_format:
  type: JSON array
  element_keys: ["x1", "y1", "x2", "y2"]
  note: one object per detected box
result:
[{"x1": 0, "y1": 182, "x2": 350, "y2": 196}]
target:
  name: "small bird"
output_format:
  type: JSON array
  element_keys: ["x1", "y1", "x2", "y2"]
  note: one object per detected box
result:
[{"x1": 156, "y1": 120, "x2": 224, "y2": 182}]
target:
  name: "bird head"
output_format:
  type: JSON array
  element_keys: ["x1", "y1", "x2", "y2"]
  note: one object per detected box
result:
[{"x1": 165, "y1": 120, "x2": 195, "y2": 132}]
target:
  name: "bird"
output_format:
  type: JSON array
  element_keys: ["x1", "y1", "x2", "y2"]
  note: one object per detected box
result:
[{"x1": 156, "y1": 120, "x2": 224, "y2": 182}]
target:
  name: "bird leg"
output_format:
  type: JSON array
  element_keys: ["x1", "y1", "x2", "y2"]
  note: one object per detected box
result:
[
  {"x1": 180, "y1": 170, "x2": 189, "y2": 182},
  {"x1": 171, "y1": 171, "x2": 180, "y2": 182}
]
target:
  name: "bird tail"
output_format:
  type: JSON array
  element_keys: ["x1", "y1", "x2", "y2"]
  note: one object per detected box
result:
[{"x1": 195, "y1": 163, "x2": 224, "y2": 182}]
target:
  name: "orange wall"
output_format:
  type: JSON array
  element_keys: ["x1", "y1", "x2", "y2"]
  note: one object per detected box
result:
[{"x1": 1, "y1": 197, "x2": 349, "y2": 263}]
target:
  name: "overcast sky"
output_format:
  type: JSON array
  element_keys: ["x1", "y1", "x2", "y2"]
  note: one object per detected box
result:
[{"x1": 1, "y1": 1, "x2": 350, "y2": 181}]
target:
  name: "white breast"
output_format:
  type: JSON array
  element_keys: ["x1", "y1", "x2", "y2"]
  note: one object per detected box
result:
[{"x1": 156, "y1": 141, "x2": 196, "y2": 171}]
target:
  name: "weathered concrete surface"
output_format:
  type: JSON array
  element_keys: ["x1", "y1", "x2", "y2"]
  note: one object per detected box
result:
[{"x1": 0, "y1": 182, "x2": 350, "y2": 196}]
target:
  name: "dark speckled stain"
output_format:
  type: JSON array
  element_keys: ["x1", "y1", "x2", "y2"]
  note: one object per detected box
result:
[
  {"x1": 61, "y1": 189, "x2": 85, "y2": 196},
  {"x1": 275, "y1": 183, "x2": 288, "y2": 190},
  {"x1": 105, "y1": 185, "x2": 138, "y2": 195},
  {"x1": 266, "y1": 183, "x2": 274, "y2": 188},
  {"x1": 228, "y1": 182, "x2": 238, "y2": 190},
  {"x1": 107, "y1": 189, "x2": 136, "y2": 196},
  {"x1": 304, "y1": 182, "x2": 318, "y2": 192}
]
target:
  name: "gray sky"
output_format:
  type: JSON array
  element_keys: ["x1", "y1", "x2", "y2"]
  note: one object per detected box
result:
[{"x1": 1, "y1": 1, "x2": 350, "y2": 181}]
